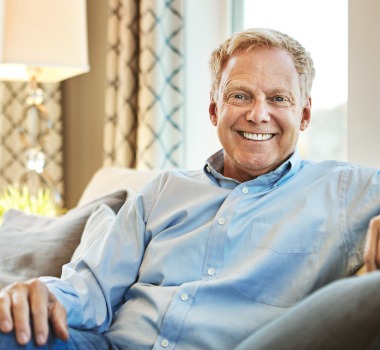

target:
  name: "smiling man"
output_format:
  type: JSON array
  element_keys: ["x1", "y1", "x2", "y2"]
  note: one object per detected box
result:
[
  {"x1": 209, "y1": 46, "x2": 311, "y2": 181},
  {"x1": 2, "y1": 28, "x2": 380, "y2": 350}
]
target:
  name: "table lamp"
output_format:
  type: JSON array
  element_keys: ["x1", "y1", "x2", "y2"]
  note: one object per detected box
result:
[{"x1": 0, "y1": 0, "x2": 89, "y2": 204}]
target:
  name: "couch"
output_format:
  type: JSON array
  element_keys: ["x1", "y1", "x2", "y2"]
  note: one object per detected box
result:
[{"x1": 0, "y1": 166, "x2": 162, "y2": 289}]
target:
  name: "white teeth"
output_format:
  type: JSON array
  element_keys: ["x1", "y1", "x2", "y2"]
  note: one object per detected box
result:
[{"x1": 241, "y1": 132, "x2": 273, "y2": 141}]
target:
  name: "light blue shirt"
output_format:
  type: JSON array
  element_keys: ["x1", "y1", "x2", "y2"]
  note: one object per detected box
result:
[{"x1": 42, "y1": 149, "x2": 380, "y2": 350}]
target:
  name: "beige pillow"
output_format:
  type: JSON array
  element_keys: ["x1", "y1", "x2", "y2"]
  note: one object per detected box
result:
[{"x1": 0, "y1": 190, "x2": 127, "y2": 289}]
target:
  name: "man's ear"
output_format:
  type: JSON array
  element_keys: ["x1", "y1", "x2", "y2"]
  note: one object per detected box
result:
[
  {"x1": 209, "y1": 92, "x2": 218, "y2": 126},
  {"x1": 300, "y1": 97, "x2": 312, "y2": 131}
]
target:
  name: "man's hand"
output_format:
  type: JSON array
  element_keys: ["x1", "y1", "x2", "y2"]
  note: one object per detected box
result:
[
  {"x1": 364, "y1": 215, "x2": 380, "y2": 272},
  {"x1": 0, "y1": 278, "x2": 68, "y2": 346}
]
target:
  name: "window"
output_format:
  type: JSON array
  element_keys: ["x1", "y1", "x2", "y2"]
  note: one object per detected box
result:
[{"x1": 235, "y1": 0, "x2": 348, "y2": 161}]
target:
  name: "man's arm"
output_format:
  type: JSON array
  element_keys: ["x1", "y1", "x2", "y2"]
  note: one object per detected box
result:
[
  {"x1": 0, "y1": 278, "x2": 68, "y2": 346},
  {"x1": 364, "y1": 215, "x2": 380, "y2": 272},
  {"x1": 0, "y1": 174, "x2": 165, "y2": 347}
]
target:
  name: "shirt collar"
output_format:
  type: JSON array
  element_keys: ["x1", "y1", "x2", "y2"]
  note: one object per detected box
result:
[{"x1": 204, "y1": 148, "x2": 302, "y2": 188}]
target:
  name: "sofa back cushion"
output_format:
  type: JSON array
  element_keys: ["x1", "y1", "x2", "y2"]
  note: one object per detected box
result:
[{"x1": 77, "y1": 167, "x2": 162, "y2": 207}]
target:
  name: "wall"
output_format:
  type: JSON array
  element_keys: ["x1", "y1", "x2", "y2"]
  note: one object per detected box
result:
[
  {"x1": 62, "y1": 0, "x2": 107, "y2": 208},
  {"x1": 183, "y1": 0, "x2": 230, "y2": 169},
  {"x1": 347, "y1": 0, "x2": 380, "y2": 168}
]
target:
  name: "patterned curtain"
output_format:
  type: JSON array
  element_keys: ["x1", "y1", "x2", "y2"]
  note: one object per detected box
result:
[
  {"x1": 0, "y1": 82, "x2": 63, "y2": 199},
  {"x1": 104, "y1": 0, "x2": 185, "y2": 169}
]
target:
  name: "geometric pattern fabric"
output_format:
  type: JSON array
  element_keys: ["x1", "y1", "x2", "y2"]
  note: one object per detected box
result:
[
  {"x1": 0, "y1": 81, "x2": 63, "y2": 201},
  {"x1": 104, "y1": 0, "x2": 185, "y2": 169}
]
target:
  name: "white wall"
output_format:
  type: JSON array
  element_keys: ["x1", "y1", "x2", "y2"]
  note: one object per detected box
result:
[
  {"x1": 183, "y1": 0, "x2": 231, "y2": 169},
  {"x1": 348, "y1": 0, "x2": 380, "y2": 168}
]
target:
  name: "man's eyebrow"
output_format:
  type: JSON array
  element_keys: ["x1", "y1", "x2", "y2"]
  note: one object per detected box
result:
[
  {"x1": 265, "y1": 86, "x2": 293, "y2": 95},
  {"x1": 223, "y1": 82, "x2": 251, "y2": 92}
]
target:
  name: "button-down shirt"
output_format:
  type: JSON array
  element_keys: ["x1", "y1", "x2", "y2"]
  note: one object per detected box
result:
[{"x1": 42, "y1": 149, "x2": 380, "y2": 349}]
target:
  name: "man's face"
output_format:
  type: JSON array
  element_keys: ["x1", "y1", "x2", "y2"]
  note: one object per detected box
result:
[{"x1": 209, "y1": 48, "x2": 311, "y2": 182}]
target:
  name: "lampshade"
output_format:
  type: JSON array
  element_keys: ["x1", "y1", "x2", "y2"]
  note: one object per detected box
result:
[{"x1": 0, "y1": 0, "x2": 89, "y2": 82}]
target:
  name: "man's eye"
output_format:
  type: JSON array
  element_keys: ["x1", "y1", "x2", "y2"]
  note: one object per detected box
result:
[
  {"x1": 273, "y1": 96, "x2": 285, "y2": 102},
  {"x1": 233, "y1": 94, "x2": 246, "y2": 100}
]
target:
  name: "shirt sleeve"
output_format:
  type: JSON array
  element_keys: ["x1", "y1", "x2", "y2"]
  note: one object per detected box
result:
[{"x1": 40, "y1": 181, "x2": 157, "y2": 332}]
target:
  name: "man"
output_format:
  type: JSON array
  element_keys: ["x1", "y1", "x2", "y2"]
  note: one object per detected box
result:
[{"x1": 1, "y1": 27, "x2": 380, "y2": 349}]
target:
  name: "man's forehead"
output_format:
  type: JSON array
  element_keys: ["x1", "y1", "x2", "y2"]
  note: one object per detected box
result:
[
  {"x1": 223, "y1": 48, "x2": 296, "y2": 73},
  {"x1": 219, "y1": 48, "x2": 300, "y2": 91}
]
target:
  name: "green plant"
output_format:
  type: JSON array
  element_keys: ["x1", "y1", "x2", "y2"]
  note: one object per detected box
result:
[{"x1": 0, "y1": 185, "x2": 64, "y2": 223}]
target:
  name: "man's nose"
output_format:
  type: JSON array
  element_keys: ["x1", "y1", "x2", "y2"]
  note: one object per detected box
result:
[{"x1": 246, "y1": 100, "x2": 270, "y2": 123}]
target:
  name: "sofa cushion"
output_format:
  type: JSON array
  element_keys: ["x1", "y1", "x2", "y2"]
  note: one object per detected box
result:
[
  {"x1": 70, "y1": 203, "x2": 116, "y2": 262},
  {"x1": 0, "y1": 189, "x2": 127, "y2": 289},
  {"x1": 77, "y1": 167, "x2": 161, "y2": 206}
]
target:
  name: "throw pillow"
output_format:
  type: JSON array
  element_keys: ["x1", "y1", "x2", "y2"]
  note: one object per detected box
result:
[
  {"x1": 70, "y1": 203, "x2": 116, "y2": 262},
  {"x1": 0, "y1": 190, "x2": 127, "y2": 289}
]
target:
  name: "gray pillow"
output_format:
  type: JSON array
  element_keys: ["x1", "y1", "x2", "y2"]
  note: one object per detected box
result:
[{"x1": 0, "y1": 190, "x2": 127, "y2": 289}]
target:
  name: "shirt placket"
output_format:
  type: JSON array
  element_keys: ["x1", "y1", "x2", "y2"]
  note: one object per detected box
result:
[
  {"x1": 152, "y1": 189, "x2": 239, "y2": 350},
  {"x1": 152, "y1": 282, "x2": 201, "y2": 350}
]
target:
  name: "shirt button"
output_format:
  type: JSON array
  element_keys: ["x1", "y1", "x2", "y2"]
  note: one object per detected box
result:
[
  {"x1": 208, "y1": 267, "x2": 215, "y2": 276},
  {"x1": 218, "y1": 217, "x2": 225, "y2": 225},
  {"x1": 180, "y1": 293, "x2": 189, "y2": 301},
  {"x1": 206, "y1": 166, "x2": 211, "y2": 172},
  {"x1": 242, "y1": 187, "x2": 249, "y2": 194},
  {"x1": 161, "y1": 339, "x2": 169, "y2": 348}
]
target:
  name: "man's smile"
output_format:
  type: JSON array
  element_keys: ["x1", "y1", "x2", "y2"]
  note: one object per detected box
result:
[{"x1": 239, "y1": 131, "x2": 275, "y2": 141}]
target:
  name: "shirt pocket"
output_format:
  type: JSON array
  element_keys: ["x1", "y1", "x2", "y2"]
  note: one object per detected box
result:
[{"x1": 234, "y1": 221, "x2": 324, "y2": 307}]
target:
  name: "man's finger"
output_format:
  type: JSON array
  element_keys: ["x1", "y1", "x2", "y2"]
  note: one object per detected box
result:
[
  {"x1": 48, "y1": 298, "x2": 69, "y2": 341},
  {"x1": 9, "y1": 283, "x2": 32, "y2": 345},
  {"x1": 29, "y1": 280, "x2": 50, "y2": 346},
  {"x1": 0, "y1": 290, "x2": 13, "y2": 333},
  {"x1": 364, "y1": 216, "x2": 380, "y2": 272}
]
